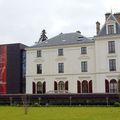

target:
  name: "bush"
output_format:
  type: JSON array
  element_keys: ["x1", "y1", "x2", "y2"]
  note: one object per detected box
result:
[
  {"x1": 31, "y1": 102, "x2": 40, "y2": 107},
  {"x1": 113, "y1": 102, "x2": 120, "y2": 107}
]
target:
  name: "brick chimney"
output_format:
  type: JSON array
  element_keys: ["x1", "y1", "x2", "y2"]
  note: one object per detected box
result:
[
  {"x1": 105, "y1": 13, "x2": 111, "y2": 21},
  {"x1": 114, "y1": 13, "x2": 120, "y2": 23},
  {"x1": 96, "y1": 21, "x2": 100, "y2": 35}
]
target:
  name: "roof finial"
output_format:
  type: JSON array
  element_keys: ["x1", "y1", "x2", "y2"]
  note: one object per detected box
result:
[{"x1": 111, "y1": 9, "x2": 112, "y2": 14}]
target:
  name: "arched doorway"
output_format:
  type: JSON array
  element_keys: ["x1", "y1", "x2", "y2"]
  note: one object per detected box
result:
[
  {"x1": 58, "y1": 81, "x2": 65, "y2": 93},
  {"x1": 110, "y1": 79, "x2": 117, "y2": 93},
  {"x1": 82, "y1": 80, "x2": 88, "y2": 93},
  {"x1": 37, "y1": 81, "x2": 43, "y2": 94}
]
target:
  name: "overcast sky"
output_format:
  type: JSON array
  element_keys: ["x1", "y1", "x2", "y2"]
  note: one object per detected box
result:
[{"x1": 0, "y1": 0, "x2": 120, "y2": 46}]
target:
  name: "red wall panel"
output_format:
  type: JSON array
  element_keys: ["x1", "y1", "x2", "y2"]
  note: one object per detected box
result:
[{"x1": 0, "y1": 45, "x2": 7, "y2": 94}]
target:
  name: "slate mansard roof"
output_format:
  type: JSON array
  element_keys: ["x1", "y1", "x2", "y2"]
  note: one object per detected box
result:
[
  {"x1": 98, "y1": 13, "x2": 120, "y2": 36},
  {"x1": 31, "y1": 32, "x2": 94, "y2": 48}
]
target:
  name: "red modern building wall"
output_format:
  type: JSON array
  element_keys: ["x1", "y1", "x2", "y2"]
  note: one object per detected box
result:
[{"x1": 0, "y1": 45, "x2": 7, "y2": 94}]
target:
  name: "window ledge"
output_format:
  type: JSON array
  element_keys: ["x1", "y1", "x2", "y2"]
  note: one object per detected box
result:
[{"x1": 107, "y1": 54, "x2": 117, "y2": 58}]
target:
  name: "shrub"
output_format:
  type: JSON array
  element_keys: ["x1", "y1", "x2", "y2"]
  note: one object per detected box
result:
[
  {"x1": 113, "y1": 102, "x2": 120, "y2": 107},
  {"x1": 32, "y1": 102, "x2": 40, "y2": 107}
]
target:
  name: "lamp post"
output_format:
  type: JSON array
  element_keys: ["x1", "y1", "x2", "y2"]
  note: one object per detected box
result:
[
  {"x1": 22, "y1": 94, "x2": 28, "y2": 115},
  {"x1": 69, "y1": 96, "x2": 72, "y2": 106},
  {"x1": 106, "y1": 97, "x2": 109, "y2": 106},
  {"x1": 38, "y1": 97, "x2": 41, "y2": 105},
  {"x1": 10, "y1": 97, "x2": 12, "y2": 106}
]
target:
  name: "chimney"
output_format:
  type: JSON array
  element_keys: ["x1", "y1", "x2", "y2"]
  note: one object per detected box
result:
[
  {"x1": 105, "y1": 13, "x2": 111, "y2": 21},
  {"x1": 96, "y1": 21, "x2": 100, "y2": 35},
  {"x1": 114, "y1": 13, "x2": 120, "y2": 23},
  {"x1": 76, "y1": 31, "x2": 81, "y2": 34}
]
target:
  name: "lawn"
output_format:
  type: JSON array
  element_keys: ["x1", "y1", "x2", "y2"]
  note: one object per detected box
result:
[{"x1": 0, "y1": 106, "x2": 120, "y2": 120}]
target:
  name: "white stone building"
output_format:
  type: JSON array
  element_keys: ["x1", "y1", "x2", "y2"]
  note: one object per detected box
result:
[{"x1": 26, "y1": 13, "x2": 120, "y2": 94}]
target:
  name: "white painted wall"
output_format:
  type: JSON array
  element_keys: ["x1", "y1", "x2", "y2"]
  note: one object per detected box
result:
[
  {"x1": 26, "y1": 43, "x2": 95, "y2": 93},
  {"x1": 95, "y1": 35, "x2": 120, "y2": 93},
  {"x1": 26, "y1": 34, "x2": 120, "y2": 94}
]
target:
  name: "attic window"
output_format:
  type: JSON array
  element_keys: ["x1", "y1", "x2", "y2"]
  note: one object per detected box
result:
[
  {"x1": 62, "y1": 40, "x2": 66, "y2": 42},
  {"x1": 108, "y1": 25, "x2": 114, "y2": 34},
  {"x1": 78, "y1": 36, "x2": 83, "y2": 38},
  {"x1": 77, "y1": 39, "x2": 82, "y2": 41}
]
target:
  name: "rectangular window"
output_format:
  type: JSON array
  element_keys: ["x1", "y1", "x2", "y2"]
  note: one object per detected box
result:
[
  {"x1": 37, "y1": 64, "x2": 42, "y2": 74},
  {"x1": 109, "y1": 59, "x2": 116, "y2": 71},
  {"x1": 108, "y1": 41, "x2": 115, "y2": 53},
  {"x1": 37, "y1": 50, "x2": 41, "y2": 57},
  {"x1": 58, "y1": 63, "x2": 64, "y2": 73},
  {"x1": 81, "y1": 47, "x2": 87, "y2": 54},
  {"x1": 58, "y1": 49, "x2": 63, "y2": 56},
  {"x1": 81, "y1": 61, "x2": 87, "y2": 72},
  {"x1": 108, "y1": 25, "x2": 114, "y2": 34}
]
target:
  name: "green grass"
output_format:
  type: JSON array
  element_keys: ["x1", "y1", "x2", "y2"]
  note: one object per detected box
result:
[{"x1": 0, "y1": 106, "x2": 120, "y2": 120}]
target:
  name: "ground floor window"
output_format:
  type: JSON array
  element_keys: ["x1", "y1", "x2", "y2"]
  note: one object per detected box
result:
[
  {"x1": 54, "y1": 81, "x2": 68, "y2": 93},
  {"x1": 32, "y1": 81, "x2": 46, "y2": 94},
  {"x1": 37, "y1": 82, "x2": 43, "y2": 94},
  {"x1": 77, "y1": 80, "x2": 92, "y2": 93},
  {"x1": 58, "y1": 81, "x2": 65, "y2": 91},
  {"x1": 110, "y1": 79, "x2": 117, "y2": 93},
  {"x1": 105, "y1": 79, "x2": 119, "y2": 93},
  {"x1": 82, "y1": 80, "x2": 88, "y2": 93}
]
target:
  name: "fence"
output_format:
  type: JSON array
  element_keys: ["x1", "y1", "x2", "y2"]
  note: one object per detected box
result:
[{"x1": 0, "y1": 93, "x2": 119, "y2": 105}]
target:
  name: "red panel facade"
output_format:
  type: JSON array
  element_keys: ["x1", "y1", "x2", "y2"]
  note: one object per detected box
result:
[{"x1": 0, "y1": 45, "x2": 7, "y2": 94}]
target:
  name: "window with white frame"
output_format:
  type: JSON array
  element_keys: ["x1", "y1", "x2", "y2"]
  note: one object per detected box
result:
[
  {"x1": 37, "y1": 50, "x2": 41, "y2": 57},
  {"x1": 81, "y1": 61, "x2": 88, "y2": 72},
  {"x1": 110, "y1": 80, "x2": 117, "y2": 93},
  {"x1": 108, "y1": 41, "x2": 115, "y2": 53},
  {"x1": 109, "y1": 59, "x2": 116, "y2": 71},
  {"x1": 58, "y1": 63, "x2": 64, "y2": 73},
  {"x1": 58, "y1": 49, "x2": 63, "y2": 56},
  {"x1": 81, "y1": 47, "x2": 87, "y2": 54},
  {"x1": 108, "y1": 25, "x2": 114, "y2": 34}
]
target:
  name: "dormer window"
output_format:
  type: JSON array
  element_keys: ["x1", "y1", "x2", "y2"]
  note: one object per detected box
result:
[
  {"x1": 106, "y1": 22, "x2": 116, "y2": 35},
  {"x1": 108, "y1": 25, "x2": 114, "y2": 34}
]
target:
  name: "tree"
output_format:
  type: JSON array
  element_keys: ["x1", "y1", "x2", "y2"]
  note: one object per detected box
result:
[
  {"x1": 22, "y1": 94, "x2": 28, "y2": 115},
  {"x1": 38, "y1": 29, "x2": 48, "y2": 43}
]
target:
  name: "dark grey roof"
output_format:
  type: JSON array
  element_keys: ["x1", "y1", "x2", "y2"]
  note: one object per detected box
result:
[
  {"x1": 98, "y1": 14, "x2": 120, "y2": 36},
  {"x1": 31, "y1": 32, "x2": 94, "y2": 48}
]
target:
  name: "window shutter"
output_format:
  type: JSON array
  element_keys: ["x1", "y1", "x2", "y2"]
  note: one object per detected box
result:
[
  {"x1": 89, "y1": 80, "x2": 92, "y2": 93},
  {"x1": 54, "y1": 81, "x2": 57, "y2": 90},
  {"x1": 43, "y1": 82, "x2": 46, "y2": 93},
  {"x1": 32, "y1": 82, "x2": 36, "y2": 94},
  {"x1": 65, "y1": 81, "x2": 68, "y2": 90},
  {"x1": 105, "y1": 80, "x2": 109, "y2": 93},
  {"x1": 77, "y1": 81, "x2": 81, "y2": 93}
]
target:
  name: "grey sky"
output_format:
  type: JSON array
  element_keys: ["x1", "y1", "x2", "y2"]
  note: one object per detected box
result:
[{"x1": 0, "y1": 0, "x2": 119, "y2": 46}]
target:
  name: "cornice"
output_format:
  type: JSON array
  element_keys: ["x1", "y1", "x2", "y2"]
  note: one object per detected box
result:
[
  {"x1": 25, "y1": 43, "x2": 95, "y2": 51},
  {"x1": 95, "y1": 34, "x2": 120, "y2": 41}
]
